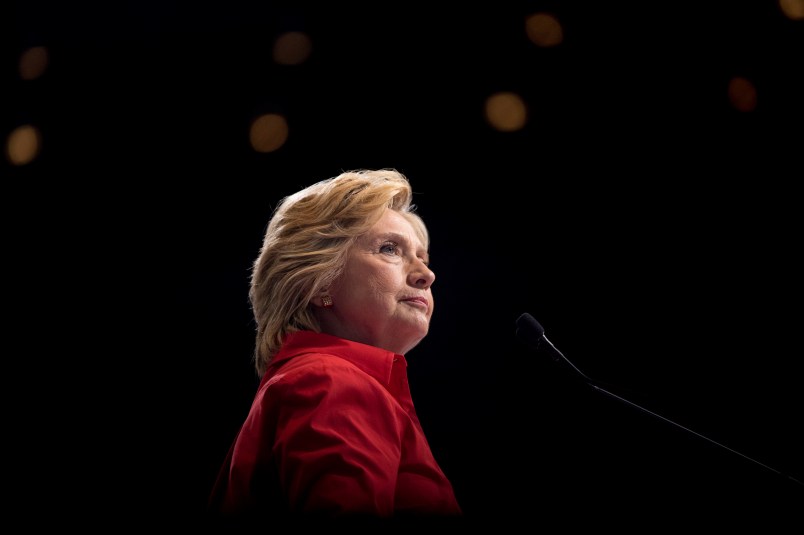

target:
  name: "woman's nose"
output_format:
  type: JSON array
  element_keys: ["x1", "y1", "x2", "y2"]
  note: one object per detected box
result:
[{"x1": 410, "y1": 260, "x2": 435, "y2": 289}]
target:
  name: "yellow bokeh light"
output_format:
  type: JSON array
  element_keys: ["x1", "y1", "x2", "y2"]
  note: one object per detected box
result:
[
  {"x1": 273, "y1": 32, "x2": 313, "y2": 66},
  {"x1": 19, "y1": 46, "x2": 49, "y2": 81},
  {"x1": 525, "y1": 12, "x2": 564, "y2": 48},
  {"x1": 484, "y1": 92, "x2": 528, "y2": 132},
  {"x1": 6, "y1": 124, "x2": 42, "y2": 166},
  {"x1": 250, "y1": 113, "x2": 289, "y2": 153},
  {"x1": 779, "y1": 0, "x2": 804, "y2": 20}
]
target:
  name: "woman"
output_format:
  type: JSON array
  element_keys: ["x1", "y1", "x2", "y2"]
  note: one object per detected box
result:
[{"x1": 208, "y1": 169, "x2": 462, "y2": 523}]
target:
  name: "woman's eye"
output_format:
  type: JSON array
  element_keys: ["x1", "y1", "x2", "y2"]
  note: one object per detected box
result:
[{"x1": 380, "y1": 242, "x2": 399, "y2": 255}]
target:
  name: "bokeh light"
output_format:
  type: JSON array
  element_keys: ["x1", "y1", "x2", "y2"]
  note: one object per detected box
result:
[
  {"x1": 19, "y1": 46, "x2": 49, "y2": 80},
  {"x1": 6, "y1": 124, "x2": 42, "y2": 165},
  {"x1": 525, "y1": 12, "x2": 564, "y2": 47},
  {"x1": 273, "y1": 31, "x2": 313, "y2": 65},
  {"x1": 249, "y1": 113, "x2": 289, "y2": 153},
  {"x1": 727, "y1": 76, "x2": 758, "y2": 112},
  {"x1": 779, "y1": 0, "x2": 804, "y2": 20},
  {"x1": 484, "y1": 92, "x2": 528, "y2": 132}
]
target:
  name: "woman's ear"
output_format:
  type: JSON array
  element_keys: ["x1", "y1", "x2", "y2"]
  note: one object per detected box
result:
[{"x1": 312, "y1": 287, "x2": 333, "y2": 309}]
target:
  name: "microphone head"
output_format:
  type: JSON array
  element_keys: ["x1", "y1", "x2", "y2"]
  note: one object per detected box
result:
[{"x1": 516, "y1": 312, "x2": 545, "y2": 350}]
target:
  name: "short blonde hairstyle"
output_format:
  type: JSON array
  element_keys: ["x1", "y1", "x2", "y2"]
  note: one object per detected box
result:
[{"x1": 249, "y1": 168, "x2": 429, "y2": 376}]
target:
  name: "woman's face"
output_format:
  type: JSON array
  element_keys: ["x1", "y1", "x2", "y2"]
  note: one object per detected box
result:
[{"x1": 321, "y1": 209, "x2": 435, "y2": 355}]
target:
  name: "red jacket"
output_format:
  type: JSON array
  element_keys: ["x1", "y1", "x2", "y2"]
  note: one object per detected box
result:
[{"x1": 209, "y1": 330, "x2": 462, "y2": 520}]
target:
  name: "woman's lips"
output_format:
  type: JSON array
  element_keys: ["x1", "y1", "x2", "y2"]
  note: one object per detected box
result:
[{"x1": 402, "y1": 297, "x2": 429, "y2": 310}]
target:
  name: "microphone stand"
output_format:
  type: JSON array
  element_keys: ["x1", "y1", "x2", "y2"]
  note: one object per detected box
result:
[
  {"x1": 516, "y1": 313, "x2": 803, "y2": 489},
  {"x1": 587, "y1": 381, "x2": 801, "y2": 487}
]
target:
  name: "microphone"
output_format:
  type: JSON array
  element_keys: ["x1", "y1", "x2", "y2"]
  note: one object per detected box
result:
[
  {"x1": 515, "y1": 312, "x2": 595, "y2": 384},
  {"x1": 515, "y1": 312, "x2": 803, "y2": 488}
]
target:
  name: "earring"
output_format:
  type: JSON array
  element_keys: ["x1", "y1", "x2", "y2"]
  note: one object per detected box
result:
[{"x1": 322, "y1": 295, "x2": 333, "y2": 308}]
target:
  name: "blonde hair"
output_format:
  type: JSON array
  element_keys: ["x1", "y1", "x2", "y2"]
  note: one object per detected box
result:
[{"x1": 249, "y1": 168, "x2": 429, "y2": 376}]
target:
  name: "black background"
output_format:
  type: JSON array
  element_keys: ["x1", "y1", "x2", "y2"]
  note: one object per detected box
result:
[{"x1": 7, "y1": 2, "x2": 803, "y2": 530}]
